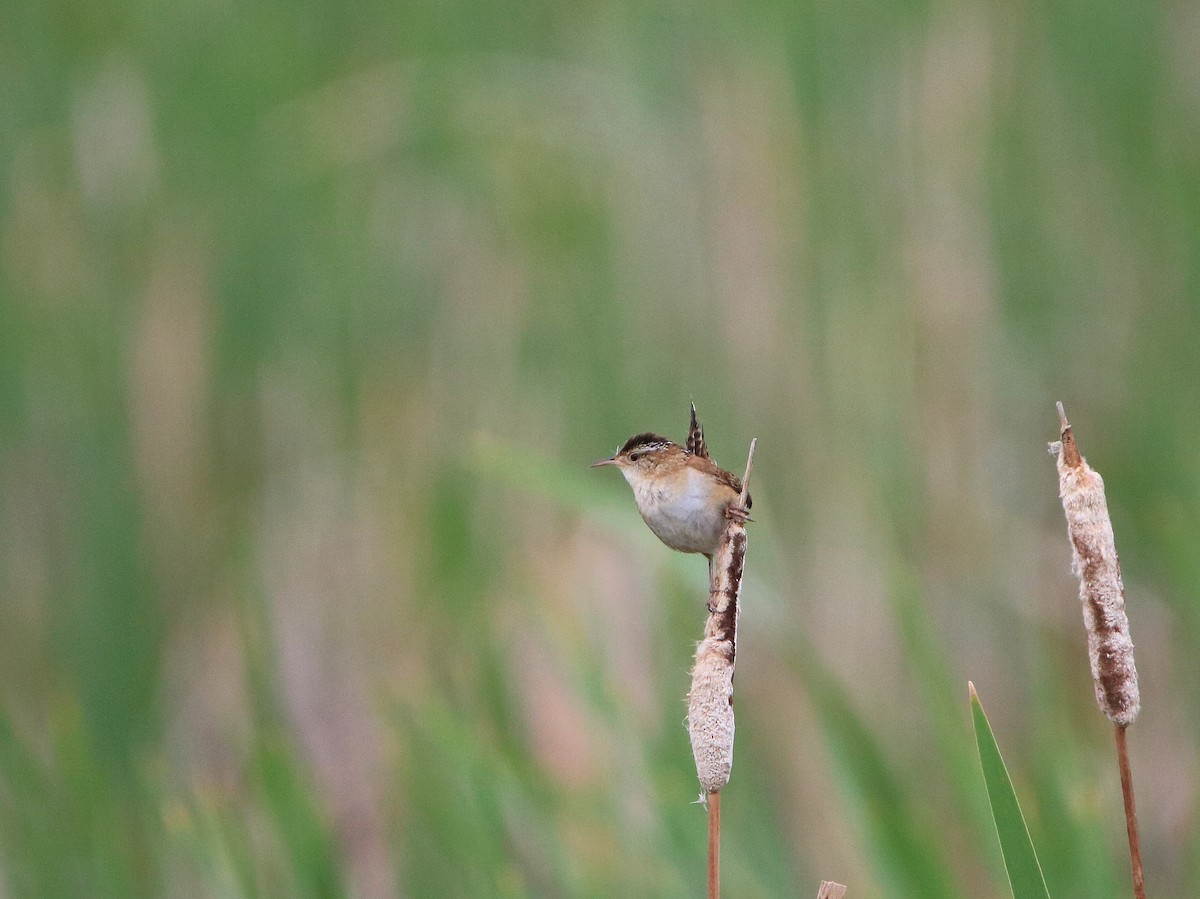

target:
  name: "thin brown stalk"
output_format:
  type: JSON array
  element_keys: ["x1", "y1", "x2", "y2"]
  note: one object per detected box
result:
[
  {"x1": 707, "y1": 790, "x2": 721, "y2": 899},
  {"x1": 1115, "y1": 724, "x2": 1146, "y2": 899},
  {"x1": 736, "y1": 439, "x2": 755, "y2": 509}
]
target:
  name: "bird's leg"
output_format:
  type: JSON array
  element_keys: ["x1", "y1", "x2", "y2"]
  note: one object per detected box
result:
[
  {"x1": 724, "y1": 503, "x2": 751, "y2": 525},
  {"x1": 706, "y1": 554, "x2": 716, "y2": 612}
]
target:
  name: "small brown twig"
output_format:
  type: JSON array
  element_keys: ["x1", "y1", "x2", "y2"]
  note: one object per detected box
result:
[
  {"x1": 736, "y1": 439, "x2": 756, "y2": 510},
  {"x1": 816, "y1": 882, "x2": 848, "y2": 899},
  {"x1": 1115, "y1": 725, "x2": 1146, "y2": 899}
]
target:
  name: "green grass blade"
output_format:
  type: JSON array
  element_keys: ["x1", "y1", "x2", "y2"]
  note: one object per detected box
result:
[
  {"x1": 795, "y1": 642, "x2": 960, "y2": 899},
  {"x1": 970, "y1": 683, "x2": 1051, "y2": 899}
]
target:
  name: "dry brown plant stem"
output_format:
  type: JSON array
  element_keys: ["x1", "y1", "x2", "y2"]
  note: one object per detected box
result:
[
  {"x1": 707, "y1": 791, "x2": 721, "y2": 899},
  {"x1": 689, "y1": 437, "x2": 756, "y2": 899},
  {"x1": 1115, "y1": 725, "x2": 1145, "y2": 899}
]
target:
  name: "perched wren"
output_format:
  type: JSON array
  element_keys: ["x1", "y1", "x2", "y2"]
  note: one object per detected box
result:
[{"x1": 592, "y1": 405, "x2": 751, "y2": 569}]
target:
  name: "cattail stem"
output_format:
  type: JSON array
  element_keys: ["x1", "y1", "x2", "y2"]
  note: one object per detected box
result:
[
  {"x1": 1115, "y1": 725, "x2": 1146, "y2": 899},
  {"x1": 736, "y1": 440, "x2": 755, "y2": 509},
  {"x1": 707, "y1": 790, "x2": 721, "y2": 899},
  {"x1": 689, "y1": 437, "x2": 757, "y2": 899}
]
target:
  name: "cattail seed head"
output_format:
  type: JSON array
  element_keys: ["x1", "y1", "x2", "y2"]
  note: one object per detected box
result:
[
  {"x1": 688, "y1": 437, "x2": 755, "y2": 795},
  {"x1": 687, "y1": 525, "x2": 744, "y2": 793},
  {"x1": 1050, "y1": 404, "x2": 1140, "y2": 727},
  {"x1": 688, "y1": 636, "x2": 736, "y2": 793}
]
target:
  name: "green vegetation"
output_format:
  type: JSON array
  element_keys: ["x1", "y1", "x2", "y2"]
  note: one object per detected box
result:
[
  {"x1": 2, "y1": 0, "x2": 1197, "y2": 895},
  {"x1": 971, "y1": 684, "x2": 1051, "y2": 899}
]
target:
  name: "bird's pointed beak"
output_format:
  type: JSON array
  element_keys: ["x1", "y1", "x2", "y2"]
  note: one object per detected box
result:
[{"x1": 590, "y1": 456, "x2": 618, "y2": 468}]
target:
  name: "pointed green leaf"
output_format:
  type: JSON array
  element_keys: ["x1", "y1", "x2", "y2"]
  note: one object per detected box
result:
[{"x1": 970, "y1": 683, "x2": 1051, "y2": 899}]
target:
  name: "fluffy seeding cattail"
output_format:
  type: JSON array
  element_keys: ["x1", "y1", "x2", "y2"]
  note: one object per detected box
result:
[
  {"x1": 1049, "y1": 403, "x2": 1140, "y2": 727},
  {"x1": 687, "y1": 524, "x2": 745, "y2": 792},
  {"x1": 687, "y1": 438, "x2": 755, "y2": 794}
]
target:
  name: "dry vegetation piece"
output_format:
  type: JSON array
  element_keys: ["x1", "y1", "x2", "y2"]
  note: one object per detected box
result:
[
  {"x1": 1049, "y1": 402, "x2": 1144, "y2": 899},
  {"x1": 687, "y1": 438, "x2": 754, "y2": 794},
  {"x1": 1115, "y1": 723, "x2": 1145, "y2": 899},
  {"x1": 687, "y1": 522, "x2": 745, "y2": 794},
  {"x1": 1049, "y1": 402, "x2": 1140, "y2": 726},
  {"x1": 688, "y1": 437, "x2": 755, "y2": 899},
  {"x1": 816, "y1": 882, "x2": 848, "y2": 899}
]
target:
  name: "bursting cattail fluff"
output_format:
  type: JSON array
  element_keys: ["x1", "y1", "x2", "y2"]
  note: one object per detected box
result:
[
  {"x1": 688, "y1": 437, "x2": 755, "y2": 796},
  {"x1": 1050, "y1": 404, "x2": 1140, "y2": 727},
  {"x1": 688, "y1": 524, "x2": 744, "y2": 793}
]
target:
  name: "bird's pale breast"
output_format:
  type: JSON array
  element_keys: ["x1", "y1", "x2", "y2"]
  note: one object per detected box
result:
[{"x1": 632, "y1": 466, "x2": 733, "y2": 555}]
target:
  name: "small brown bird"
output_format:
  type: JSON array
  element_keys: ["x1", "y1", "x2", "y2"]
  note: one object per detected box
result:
[{"x1": 592, "y1": 405, "x2": 751, "y2": 571}]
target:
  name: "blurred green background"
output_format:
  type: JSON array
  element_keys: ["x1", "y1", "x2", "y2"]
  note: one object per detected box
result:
[{"x1": 3, "y1": 1, "x2": 1199, "y2": 896}]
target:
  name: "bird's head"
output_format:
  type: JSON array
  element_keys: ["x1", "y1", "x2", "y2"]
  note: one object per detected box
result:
[{"x1": 590, "y1": 433, "x2": 682, "y2": 485}]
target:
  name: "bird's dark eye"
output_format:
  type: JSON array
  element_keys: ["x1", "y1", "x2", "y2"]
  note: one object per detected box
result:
[{"x1": 630, "y1": 452, "x2": 640, "y2": 462}]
